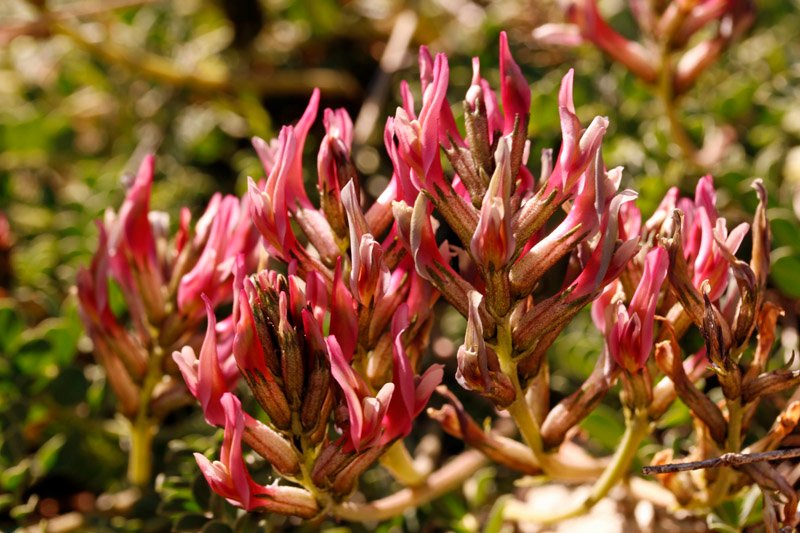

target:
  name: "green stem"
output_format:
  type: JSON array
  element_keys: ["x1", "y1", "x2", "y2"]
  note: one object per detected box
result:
[
  {"x1": 495, "y1": 318, "x2": 603, "y2": 481},
  {"x1": 708, "y1": 398, "x2": 743, "y2": 505},
  {"x1": 334, "y1": 450, "x2": 488, "y2": 522},
  {"x1": 127, "y1": 417, "x2": 155, "y2": 487},
  {"x1": 127, "y1": 342, "x2": 165, "y2": 487},
  {"x1": 380, "y1": 440, "x2": 428, "y2": 487},
  {"x1": 504, "y1": 408, "x2": 652, "y2": 524}
]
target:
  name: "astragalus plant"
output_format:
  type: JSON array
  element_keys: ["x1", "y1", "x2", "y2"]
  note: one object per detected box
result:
[{"x1": 78, "y1": 31, "x2": 799, "y2": 529}]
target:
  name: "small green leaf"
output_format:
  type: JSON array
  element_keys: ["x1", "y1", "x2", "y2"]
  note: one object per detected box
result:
[
  {"x1": 192, "y1": 473, "x2": 212, "y2": 510},
  {"x1": 770, "y1": 248, "x2": 800, "y2": 298},
  {"x1": 1, "y1": 459, "x2": 30, "y2": 491},
  {"x1": 32, "y1": 434, "x2": 66, "y2": 477},
  {"x1": 580, "y1": 404, "x2": 625, "y2": 452}
]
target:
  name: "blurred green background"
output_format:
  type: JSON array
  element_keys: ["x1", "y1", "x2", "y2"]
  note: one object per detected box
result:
[{"x1": 1, "y1": 0, "x2": 799, "y2": 530}]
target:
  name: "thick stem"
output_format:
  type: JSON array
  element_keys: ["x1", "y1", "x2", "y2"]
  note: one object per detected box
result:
[
  {"x1": 126, "y1": 341, "x2": 165, "y2": 487},
  {"x1": 708, "y1": 398, "x2": 743, "y2": 505},
  {"x1": 504, "y1": 408, "x2": 652, "y2": 524},
  {"x1": 496, "y1": 318, "x2": 603, "y2": 481},
  {"x1": 334, "y1": 450, "x2": 487, "y2": 522},
  {"x1": 380, "y1": 440, "x2": 428, "y2": 487},
  {"x1": 127, "y1": 417, "x2": 155, "y2": 487}
]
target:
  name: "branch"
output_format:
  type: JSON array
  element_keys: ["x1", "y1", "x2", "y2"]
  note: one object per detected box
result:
[
  {"x1": 333, "y1": 449, "x2": 487, "y2": 522},
  {"x1": 642, "y1": 448, "x2": 800, "y2": 475},
  {"x1": 48, "y1": 20, "x2": 361, "y2": 98}
]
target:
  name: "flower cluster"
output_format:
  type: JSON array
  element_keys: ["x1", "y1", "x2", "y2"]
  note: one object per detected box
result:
[
  {"x1": 76, "y1": 156, "x2": 258, "y2": 485},
  {"x1": 172, "y1": 89, "x2": 444, "y2": 513},
  {"x1": 77, "y1": 29, "x2": 800, "y2": 529}
]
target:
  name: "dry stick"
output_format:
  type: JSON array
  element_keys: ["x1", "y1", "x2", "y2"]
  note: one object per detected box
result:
[
  {"x1": 642, "y1": 448, "x2": 800, "y2": 475},
  {"x1": 353, "y1": 10, "x2": 417, "y2": 144},
  {"x1": 335, "y1": 450, "x2": 488, "y2": 522},
  {"x1": 50, "y1": 21, "x2": 360, "y2": 98},
  {"x1": 2, "y1": 0, "x2": 163, "y2": 43}
]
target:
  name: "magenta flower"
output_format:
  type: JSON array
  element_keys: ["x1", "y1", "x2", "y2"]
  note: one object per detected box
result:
[
  {"x1": 194, "y1": 393, "x2": 317, "y2": 516},
  {"x1": 650, "y1": 176, "x2": 749, "y2": 302},
  {"x1": 327, "y1": 335, "x2": 395, "y2": 452},
  {"x1": 382, "y1": 307, "x2": 444, "y2": 443},
  {"x1": 177, "y1": 194, "x2": 258, "y2": 317},
  {"x1": 605, "y1": 247, "x2": 669, "y2": 372},
  {"x1": 499, "y1": 31, "x2": 531, "y2": 135},
  {"x1": 172, "y1": 295, "x2": 235, "y2": 427}
]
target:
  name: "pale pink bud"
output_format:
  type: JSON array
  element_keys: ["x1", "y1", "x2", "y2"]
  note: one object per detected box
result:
[
  {"x1": 456, "y1": 292, "x2": 515, "y2": 406},
  {"x1": 470, "y1": 138, "x2": 516, "y2": 271},
  {"x1": 532, "y1": 23, "x2": 584, "y2": 46},
  {"x1": 342, "y1": 181, "x2": 390, "y2": 306},
  {"x1": 317, "y1": 108, "x2": 356, "y2": 238},
  {"x1": 674, "y1": 37, "x2": 725, "y2": 94}
]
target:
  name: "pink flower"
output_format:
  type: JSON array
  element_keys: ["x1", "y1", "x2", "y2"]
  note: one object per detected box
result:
[
  {"x1": 177, "y1": 194, "x2": 258, "y2": 317},
  {"x1": 172, "y1": 295, "x2": 235, "y2": 427},
  {"x1": 248, "y1": 127, "x2": 301, "y2": 260},
  {"x1": 471, "y1": 137, "x2": 516, "y2": 271},
  {"x1": 391, "y1": 53, "x2": 450, "y2": 192},
  {"x1": 649, "y1": 176, "x2": 749, "y2": 302},
  {"x1": 499, "y1": 31, "x2": 531, "y2": 135},
  {"x1": 317, "y1": 107, "x2": 355, "y2": 237},
  {"x1": 544, "y1": 70, "x2": 608, "y2": 196},
  {"x1": 327, "y1": 336, "x2": 394, "y2": 452},
  {"x1": 606, "y1": 247, "x2": 669, "y2": 372},
  {"x1": 194, "y1": 393, "x2": 317, "y2": 516},
  {"x1": 382, "y1": 306, "x2": 443, "y2": 443},
  {"x1": 331, "y1": 258, "x2": 359, "y2": 360},
  {"x1": 106, "y1": 155, "x2": 165, "y2": 326}
]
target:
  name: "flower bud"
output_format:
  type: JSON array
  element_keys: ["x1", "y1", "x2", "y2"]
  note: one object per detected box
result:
[
  {"x1": 233, "y1": 279, "x2": 292, "y2": 430},
  {"x1": 456, "y1": 292, "x2": 515, "y2": 407},
  {"x1": 243, "y1": 415, "x2": 300, "y2": 477},
  {"x1": 470, "y1": 138, "x2": 516, "y2": 273},
  {"x1": 499, "y1": 31, "x2": 530, "y2": 136},
  {"x1": 317, "y1": 108, "x2": 357, "y2": 240}
]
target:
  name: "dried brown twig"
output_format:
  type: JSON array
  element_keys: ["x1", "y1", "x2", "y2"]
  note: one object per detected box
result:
[{"x1": 643, "y1": 448, "x2": 800, "y2": 475}]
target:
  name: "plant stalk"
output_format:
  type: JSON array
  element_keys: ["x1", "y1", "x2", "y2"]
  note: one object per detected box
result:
[
  {"x1": 334, "y1": 450, "x2": 487, "y2": 522},
  {"x1": 504, "y1": 407, "x2": 651, "y2": 523},
  {"x1": 380, "y1": 440, "x2": 428, "y2": 487}
]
